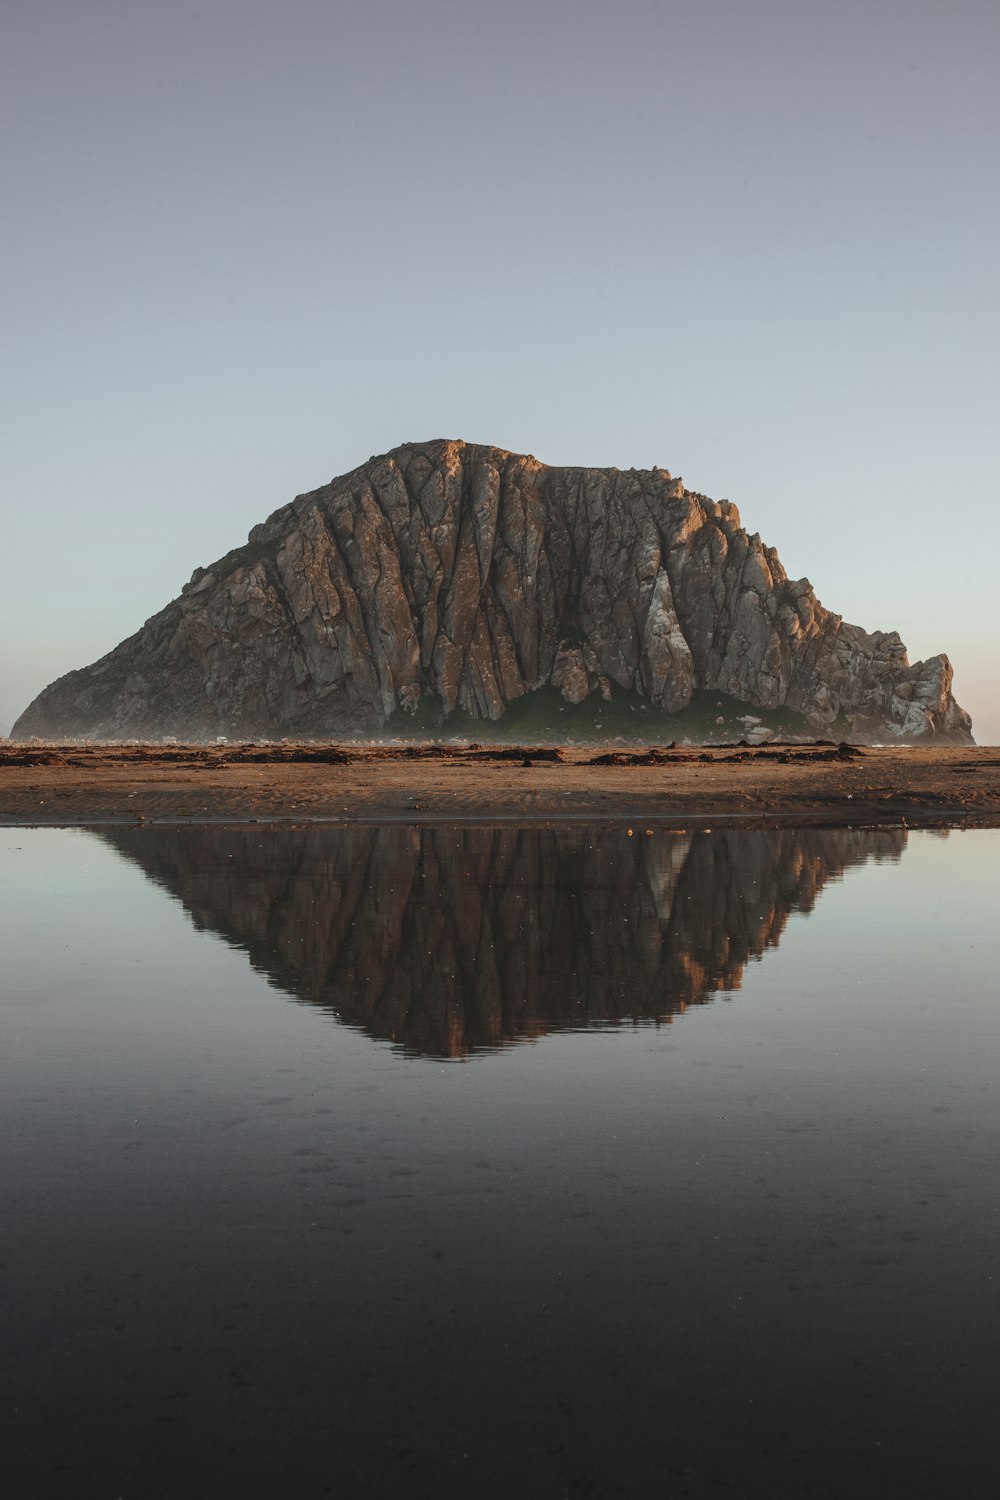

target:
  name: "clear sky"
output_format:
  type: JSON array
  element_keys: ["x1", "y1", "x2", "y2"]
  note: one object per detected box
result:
[{"x1": 2, "y1": 0, "x2": 997, "y2": 739}]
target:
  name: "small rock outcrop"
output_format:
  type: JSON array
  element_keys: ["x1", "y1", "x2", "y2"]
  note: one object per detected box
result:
[{"x1": 13, "y1": 440, "x2": 972, "y2": 741}]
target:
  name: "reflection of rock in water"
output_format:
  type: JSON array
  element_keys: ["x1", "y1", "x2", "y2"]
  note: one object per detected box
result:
[{"x1": 100, "y1": 826, "x2": 906, "y2": 1057}]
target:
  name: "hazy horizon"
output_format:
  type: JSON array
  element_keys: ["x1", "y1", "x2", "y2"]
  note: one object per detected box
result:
[{"x1": 3, "y1": 0, "x2": 998, "y2": 740}]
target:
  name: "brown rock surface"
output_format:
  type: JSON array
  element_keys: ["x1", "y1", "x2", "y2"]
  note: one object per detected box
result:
[{"x1": 12, "y1": 440, "x2": 973, "y2": 742}]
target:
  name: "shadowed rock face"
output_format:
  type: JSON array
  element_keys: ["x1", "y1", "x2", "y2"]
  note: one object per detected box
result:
[
  {"x1": 98, "y1": 824, "x2": 907, "y2": 1058},
  {"x1": 14, "y1": 440, "x2": 972, "y2": 742}
]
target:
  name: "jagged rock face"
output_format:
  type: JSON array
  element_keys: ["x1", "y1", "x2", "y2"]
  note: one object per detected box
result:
[
  {"x1": 13, "y1": 440, "x2": 972, "y2": 741},
  {"x1": 98, "y1": 825, "x2": 908, "y2": 1058}
]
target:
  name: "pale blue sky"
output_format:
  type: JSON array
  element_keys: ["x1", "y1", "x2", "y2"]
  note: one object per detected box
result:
[{"x1": 2, "y1": 0, "x2": 997, "y2": 738}]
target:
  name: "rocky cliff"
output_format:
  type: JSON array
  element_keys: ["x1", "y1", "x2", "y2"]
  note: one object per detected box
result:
[
  {"x1": 99, "y1": 824, "x2": 907, "y2": 1057},
  {"x1": 13, "y1": 440, "x2": 972, "y2": 741}
]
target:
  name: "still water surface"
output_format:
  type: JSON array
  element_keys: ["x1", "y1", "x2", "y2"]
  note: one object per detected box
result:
[{"x1": 2, "y1": 826, "x2": 999, "y2": 1497}]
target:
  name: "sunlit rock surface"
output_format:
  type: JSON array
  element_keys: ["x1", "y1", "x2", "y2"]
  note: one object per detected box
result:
[
  {"x1": 100, "y1": 825, "x2": 907, "y2": 1058},
  {"x1": 14, "y1": 440, "x2": 972, "y2": 741}
]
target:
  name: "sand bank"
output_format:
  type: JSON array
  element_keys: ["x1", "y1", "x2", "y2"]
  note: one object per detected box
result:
[{"x1": 2, "y1": 741, "x2": 998, "y2": 828}]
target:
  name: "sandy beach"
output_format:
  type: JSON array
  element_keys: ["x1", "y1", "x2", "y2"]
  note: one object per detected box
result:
[{"x1": 2, "y1": 740, "x2": 998, "y2": 827}]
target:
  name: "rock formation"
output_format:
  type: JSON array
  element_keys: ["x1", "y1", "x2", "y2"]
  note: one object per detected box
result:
[
  {"x1": 13, "y1": 440, "x2": 972, "y2": 741},
  {"x1": 98, "y1": 824, "x2": 908, "y2": 1058}
]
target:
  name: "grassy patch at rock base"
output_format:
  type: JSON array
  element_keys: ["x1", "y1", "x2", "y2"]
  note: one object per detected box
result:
[{"x1": 386, "y1": 686, "x2": 813, "y2": 745}]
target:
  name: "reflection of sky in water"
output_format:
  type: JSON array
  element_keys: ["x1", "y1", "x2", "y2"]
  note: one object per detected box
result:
[{"x1": 2, "y1": 828, "x2": 1000, "y2": 1497}]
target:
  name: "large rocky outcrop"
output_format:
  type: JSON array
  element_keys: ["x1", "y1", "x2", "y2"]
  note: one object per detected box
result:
[
  {"x1": 98, "y1": 824, "x2": 907, "y2": 1057},
  {"x1": 13, "y1": 440, "x2": 972, "y2": 741}
]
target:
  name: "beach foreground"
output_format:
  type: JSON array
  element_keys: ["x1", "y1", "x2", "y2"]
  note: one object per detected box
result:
[{"x1": 2, "y1": 740, "x2": 998, "y2": 827}]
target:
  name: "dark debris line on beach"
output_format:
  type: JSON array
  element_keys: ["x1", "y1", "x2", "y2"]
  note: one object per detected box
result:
[{"x1": 0, "y1": 739, "x2": 864, "y2": 771}]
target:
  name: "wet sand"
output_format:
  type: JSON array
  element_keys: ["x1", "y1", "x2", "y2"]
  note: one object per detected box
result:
[{"x1": 2, "y1": 740, "x2": 998, "y2": 827}]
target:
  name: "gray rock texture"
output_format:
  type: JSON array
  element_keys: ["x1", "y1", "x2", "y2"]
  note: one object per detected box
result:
[{"x1": 13, "y1": 439, "x2": 973, "y2": 742}]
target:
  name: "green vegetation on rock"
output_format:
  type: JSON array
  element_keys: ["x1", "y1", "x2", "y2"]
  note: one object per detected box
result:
[{"x1": 386, "y1": 685, "x2": 812, "y2": 745}]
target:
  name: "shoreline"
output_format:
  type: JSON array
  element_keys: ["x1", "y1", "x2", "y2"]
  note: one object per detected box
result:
[{"x1": 2, "y1": 741, "x2": 998, "y2": 830}]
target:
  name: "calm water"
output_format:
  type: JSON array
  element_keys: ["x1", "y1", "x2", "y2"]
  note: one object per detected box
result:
[{"x1": 2, "y1": 825, "x2": 999, "y2": 1498}]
